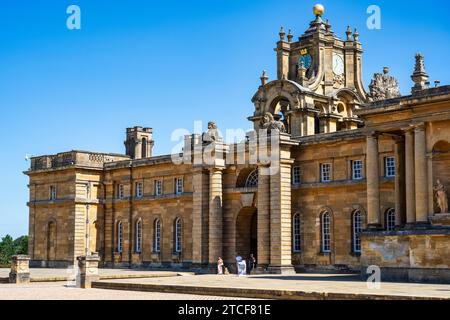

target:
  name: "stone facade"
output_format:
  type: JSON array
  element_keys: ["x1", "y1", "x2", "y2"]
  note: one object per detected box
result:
[{"x1": 25, "y1": 6, "x2": 450, "y2": 281}]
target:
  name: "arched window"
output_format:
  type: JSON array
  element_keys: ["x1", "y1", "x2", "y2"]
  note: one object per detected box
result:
[
  {"x1": 117, "y1": 221, "x2": 123, "y2": 253},
  {"x1": 154, "y1": 219, "x2": 161, "y2": 253},
  {"x1": 293, "y1": 214, "x2": 301, "y2": 252},
  {"x1": 142, "y1": 137, "x2": 147, "y2": 158},
  {"x1": 174, "y1": 218, "x2": 182, "y2": 253},
  {"x1": 386, "y1": 208, "x2": 396, "y2": 231},
  {"x1": 321, "y1": 212, "x2": 331, "y2": 253},
  {"x1": 135, "y1": 220, "x2": 142, "y2": 253},
  {"x1": 245, "y1": 170, "x2": 258, "y2": 188},
  {"x1": 352, "y1": 211, "x2": 363, "y2": 253}
]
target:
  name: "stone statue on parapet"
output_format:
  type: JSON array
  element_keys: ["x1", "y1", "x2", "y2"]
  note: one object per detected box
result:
[
  {"x1": 434, "y1": 179, "x2": 449, "y2": 214},
  {"x1": 369, "y1": 67, "x2": 401, "y2": 101},
  {"x1": 202, "y1": 121, "x2": 222, "y2": 143},
  {"x1": 260, "y1": 112, "x2": 286, "y2": 133}
]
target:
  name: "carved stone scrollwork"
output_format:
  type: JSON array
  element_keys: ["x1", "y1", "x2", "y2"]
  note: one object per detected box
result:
[
  {"x1": 202, "y1": 121, "x2": 222, "y2": 143},
  {"x1": 260, "y1": 112, "x2": 286, "y2": 133},
  {"x1": 369, "y1": 67, "x2": 401, "y2": 101}
]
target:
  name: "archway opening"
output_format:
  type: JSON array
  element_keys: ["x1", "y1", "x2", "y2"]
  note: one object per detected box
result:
[{"x1": 236, "y1": 207, "x2": 257, "y2": 262}]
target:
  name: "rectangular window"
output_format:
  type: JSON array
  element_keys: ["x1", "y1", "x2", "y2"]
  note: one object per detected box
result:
[
  {"x1": 352, "y1": 160, "x2": 363, "y2": 180},
  {"x1": 292, "y1": 166, "x2": 301, "y2": 185},
  {"x1": 175, "y1": 178, "x2": 183, "y2": 195},
  {"x1": 50, "y1": 186, "x2": 57, "y2": 200},
  {"x1": 118, "y1": 184, "x2": 125, "y2": 199},
  {"x1": 155, "y1": 180, "x2": 163, "y2": 196},
  {"x1": 136, "y1": 182, "x2": 143, "y2": 198},
  {"x1": 320, "y1": 163, "x2": 331, "y2": 182},
  {"x1": 385, "y1": 157, "x2": 396, "y2": 177}
]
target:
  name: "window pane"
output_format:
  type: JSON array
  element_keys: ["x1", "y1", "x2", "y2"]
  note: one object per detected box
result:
[
  {"x1": 293, "y1": 167, "x2": 301, "y2": 185},
  {"x1": 386, "y1": 157, "x2": 396, "y2": 177},
  {"x1": 352, "y1": 160, "x2": 363, "y2": 180},
  {"x1": 293, "y1": 214, "x2": 301, "y2": 252}
]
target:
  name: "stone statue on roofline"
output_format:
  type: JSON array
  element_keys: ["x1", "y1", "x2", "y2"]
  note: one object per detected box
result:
[
  {"x1": 202, "y1": 121, "x2": 222, "y2": 143},
  {"x1": 369, "y1": 67, "x2": 401, "y2": 101},
  {"x1": 434, "y1": 179, "x2": 449, "y2": 214},
  {"x1": 260, "y1": 112, "x2": 286, "y2": 133}
]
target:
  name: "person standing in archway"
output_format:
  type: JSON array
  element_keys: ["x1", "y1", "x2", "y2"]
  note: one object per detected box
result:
[{"x1": 248, "y1": 254, "x2": 256, "y2": 274}]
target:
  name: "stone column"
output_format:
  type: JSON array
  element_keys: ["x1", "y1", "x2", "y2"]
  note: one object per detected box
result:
[
  {"x1": 77, "y1": 254, "x2": 100, "y2": 289},
  {"x1": 9, "y1": 255, "x2": 31, "y2": 284},
  {"x1": 405, "y1": 128, "x2": 416, "y2": 224},
  {"x1": 208, "y1": 168, "x2": 223, "y2": 265},
  {"x1": 394, "y1": 137, "x2": 406, "y2": 226},
  {"x1": 256, "y1": 164, "x2": 270, "y2": 272},
  {"x1": 264, "y1": 133, "x2": 297, "y2": 274},
  {"x1": 268, "y1": 160, "x2": 296, "y2": 274},
  {"x1": 366, "y1": 133, "x2": 381, "y2": 228},
  {"x1": 414, "y1": 123, "x2": 429, "y2": 223},
  {"x1": 192, "y1": 168, "x2": 209, "y2": 268}
]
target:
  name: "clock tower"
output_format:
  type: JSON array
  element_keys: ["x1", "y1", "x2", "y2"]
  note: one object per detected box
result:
[{"x1": 251, "y1": 4, "x2": 367, "y2": 137}]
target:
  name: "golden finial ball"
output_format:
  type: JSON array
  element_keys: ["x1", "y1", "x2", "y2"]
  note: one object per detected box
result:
[{"x1": 313, "y1": 4, "x2": 325, "y2": 16}]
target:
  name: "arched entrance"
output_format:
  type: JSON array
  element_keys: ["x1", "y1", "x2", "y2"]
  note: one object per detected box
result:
[{"x1": 236, "y1": 207, "x2": 257, "y2": 261}]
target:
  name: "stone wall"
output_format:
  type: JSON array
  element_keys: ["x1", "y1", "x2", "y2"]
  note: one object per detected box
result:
[{"x1": 361, "y1": 230, "x2": 450, "y2": 283}]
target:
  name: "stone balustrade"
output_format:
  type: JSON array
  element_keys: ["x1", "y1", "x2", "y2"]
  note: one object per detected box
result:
[{"x1": 29, "y1": 151, "x2": 129, "y2": 171}]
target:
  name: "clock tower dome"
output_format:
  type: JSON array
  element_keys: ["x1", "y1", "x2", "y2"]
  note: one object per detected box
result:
[{"x1": 251, "y1": 4, "x2": 368, "y2": 137}]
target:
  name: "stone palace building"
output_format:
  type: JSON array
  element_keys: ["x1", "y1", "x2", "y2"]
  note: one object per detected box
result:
[{"x1": 25, "y1": 5, "x2": 450, "y2": 282}]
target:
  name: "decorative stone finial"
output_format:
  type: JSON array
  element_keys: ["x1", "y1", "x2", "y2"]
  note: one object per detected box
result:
[
  {"x1": 353, "y1": 28, "x2": 359, "y2": 42},
  {"x1": 287, "y1": 29, "x2": 293, "y2": 43},
  {"x1": 411, "y1": 53, "x2": 429, "y2": 94},
  {"x1": 297, "y1": 61, "x2": 307, "y2": 86},
  {"x1": 325, "y1": 19, "x2": 331, "y2": 33},
  {"x1": 346, "y1": 26, "x2": 352, "y2": 41},
  {"x1": 313, "y1": 4, "x2": 325, "y2": 17},
  {"x1": 279, "y1": 27, "x2": 285, "y2": 41},
  {"x1": 369, "y1": 67, "x2": 401, "y2": 101},
  {"x1": 260, "y1": 70, "x2": 268, "y2": 86}
]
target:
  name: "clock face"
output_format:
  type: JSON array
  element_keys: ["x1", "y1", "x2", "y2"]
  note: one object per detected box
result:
[
  {"x1": 332, "y1": 53, "x2": 344, "y2": 75},
  {"x1": 299, "y1": 54, "x2": 312, "y2": 69}
]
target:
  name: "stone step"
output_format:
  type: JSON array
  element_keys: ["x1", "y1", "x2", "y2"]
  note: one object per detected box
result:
[{"x1": 91, "y1": 281, "x2": 449, "y2": 300}]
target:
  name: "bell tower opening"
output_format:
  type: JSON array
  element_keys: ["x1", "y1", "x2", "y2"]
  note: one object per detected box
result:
[{"x1": 124, "y1": 126, "x2": 154, "y2": 159}]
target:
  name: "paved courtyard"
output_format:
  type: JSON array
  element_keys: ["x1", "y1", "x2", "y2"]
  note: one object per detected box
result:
[
  {"x1": 93, "y1": 273, "x2": 450, "y2": 300},
  {"x1": 0, "y1": 268, "x2": 186, "y2": 282},
  {"x1": 3, "y1": 269, "x2": 450, "y2": 300},
  {"x1": 0, "y1": 282, "x2": 253, "y2": 300}
]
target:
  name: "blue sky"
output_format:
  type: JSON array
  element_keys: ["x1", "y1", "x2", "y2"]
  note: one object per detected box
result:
[{"x1": 0, "y1": 0, "x2": 449, "y2": 238}]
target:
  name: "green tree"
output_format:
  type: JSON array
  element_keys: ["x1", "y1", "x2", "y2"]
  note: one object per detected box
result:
[
  {"x1": 14, "y1": 236, "x2": 29, "y2": 255},
  {"x1": 0, "y1": 235, "x2": 29, "y2": 266},
  {"x1": 0, "y1": 235, "x2": 15, "y2": 266}
]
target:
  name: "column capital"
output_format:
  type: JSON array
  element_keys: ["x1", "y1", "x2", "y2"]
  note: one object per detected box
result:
[
  {"x1": 413, "y1": 122, "x2": 426, "y2": 132},
  {"x1": 366, "y1": 130, "x2": 381, "y2": 139},
  {"x1": 208, "y1": 167, "x2": 224, "y2": 174},
  {"x1": 393, "y1": 135, "x2": 405, "y2": 143}
]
